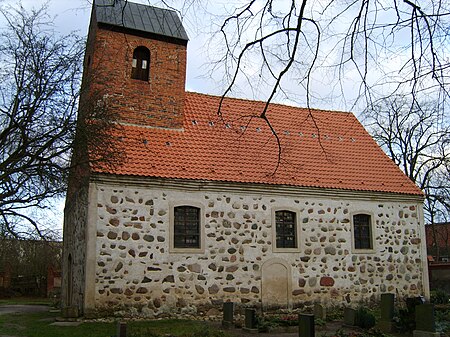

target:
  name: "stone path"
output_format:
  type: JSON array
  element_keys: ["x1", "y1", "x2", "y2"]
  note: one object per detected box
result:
[{"x1": 0, "y1": 305, "x2": 50, "y2": 315}]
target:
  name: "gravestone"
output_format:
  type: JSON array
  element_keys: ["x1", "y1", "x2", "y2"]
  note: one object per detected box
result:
[
  {"x1": 406, "y1": 297, "x2": 425, "y2": 312},
  {"x1": 299, "y1": 314, "x2": 315, "y2": 337},
  {"x1": 344, "y1": 308, "x2": 357, "y2": 326},
  {"x1": 243, "y1": 308, "x2": 258, "y2": 333},
  {"x1": 413, "y1": 304, "x2": 440, "y2": 337},
  {"x1": 314, "y1": 303, "x2": 326, "y2": 320},
  {"x1": 222, "y1": 302, "x2": 234, "y2": 329},
  {"x1": 117, "y1": 321, "x2": 127, "y2": 337},
  {"x1": 405, "y1": 297, "x2": 425, "y2": 332},
  {"x1": 379, "y1": 293, "x2": 395, "y2": 332},
  {"x1": 381, "y1": 293, "x2": 395, "y2": 321}
]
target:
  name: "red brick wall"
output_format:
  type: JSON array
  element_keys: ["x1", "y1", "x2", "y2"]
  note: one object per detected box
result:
[
  {"x1": 81, "y1": 13, "x2": 187, "y2": 129},
  {"x1": 0, "y1": 263, "x2": 11, "y2": 289},
  {"x1": 47, "y1": 265, "x2": 62, "y2": 296}
]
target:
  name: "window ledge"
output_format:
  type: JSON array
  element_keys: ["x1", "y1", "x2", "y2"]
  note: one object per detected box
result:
[
  {"x1": 169, "y1": 247, "x2": 205, "y2": 254},
  {"x1": 352, "y1": 248, "x2": 376, "y2": 254},
  {"x1": 273, "y1": 247, "x2": 301, "y2": 253}
]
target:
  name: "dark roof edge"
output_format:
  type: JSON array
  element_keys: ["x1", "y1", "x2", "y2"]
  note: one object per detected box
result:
[{"x1": 94, "y1": 0, "x2": 188, "y2": 42}]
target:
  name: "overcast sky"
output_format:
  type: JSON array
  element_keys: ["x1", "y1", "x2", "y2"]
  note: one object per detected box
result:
[
  {"x1": 0, "y1": 0, "x2": 428, "y2": 235},
  {"x1": 1, "y1": 0, "x2": 255, "y2": 236},
  {"x1": 2, "y1": 0, "x2": 225, "y2": 97},
  {"x1": 1, "y1": 0, "x2": 370, "y2": 113},
  {"x1": 3, "y1": 0, "x2": 443, "y2": 113},
  {"x1": 0, "y1": 0, "x2": 448, "y2": 236}
]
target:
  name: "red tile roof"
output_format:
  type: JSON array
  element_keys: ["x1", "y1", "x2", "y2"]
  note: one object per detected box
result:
[{"x1": 93, "y1": 92, "x2": 423, "y2": 196}]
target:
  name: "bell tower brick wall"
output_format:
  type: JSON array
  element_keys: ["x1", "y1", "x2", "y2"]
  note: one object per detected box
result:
[{"x1": 80, "y1": 9, "x2": 187, "y2": 129}]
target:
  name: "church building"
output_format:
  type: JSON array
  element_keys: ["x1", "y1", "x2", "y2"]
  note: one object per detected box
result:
[{"x1": 62, "y1": 0, "x2": 429, "y2": 317}]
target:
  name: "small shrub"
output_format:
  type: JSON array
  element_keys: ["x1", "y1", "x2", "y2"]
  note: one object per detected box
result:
[
  {"x1": 323, "y1": 328, "x2": 389, "y2": 337},
  {"x1": 257, "y1": 314, "x2": 299, "y2": 329},
  {"x1": 360, "y1": 328, "x2": 390, "y2": 337},
  {"x1": 393, "y1": 308, "x2": 415, "y2": 333},
  {"x1": 431, "y1": 289, "x2": 450, "y2": 304},
  {"x1": 356, "y1": 308, "x2": 376, "y2": 329},
  {"x1": 255, "y1": 316, "x2": 278, "y2": 332},
  {"x1": 277, "y1": 314, "x2": 299, "y2": 326},
  {"x1": 327, "y1": 307, "x2": 344, "y2": 321},
  {"x1": 435, "y1": 307, "x2": 450, "y2": 334},
  {"x1": 315, "y1": 318, "x2": 327, "y2": 326},
  {"x1": 327, "y1": 328, "x2": 358, "y2": 337}
]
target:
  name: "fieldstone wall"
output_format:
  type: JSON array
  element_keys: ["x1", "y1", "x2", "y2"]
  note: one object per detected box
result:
[
  {"x1": 62, "y1": 185, "x2": 89, "y2": 313},
  {"x1": 88, "y1": 180, "x2": 426, "y2": 317}
]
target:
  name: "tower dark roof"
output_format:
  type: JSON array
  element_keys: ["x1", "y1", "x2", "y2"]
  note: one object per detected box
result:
[{"x1": 94, "y1": 0, "x2": 188, "y2": 41}]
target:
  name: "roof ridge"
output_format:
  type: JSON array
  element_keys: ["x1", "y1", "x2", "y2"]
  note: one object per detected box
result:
[
  {"x1": 96, "y1": 0, "x2": 179, "y2": 15},
  {"x1": 185, "y1": 91, "x2": 353, "y2": 115}
]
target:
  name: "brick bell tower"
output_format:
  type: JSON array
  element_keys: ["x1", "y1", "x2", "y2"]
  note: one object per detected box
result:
[{"x1": 81, "y1": 0, "x2": 188, "y2": 129}]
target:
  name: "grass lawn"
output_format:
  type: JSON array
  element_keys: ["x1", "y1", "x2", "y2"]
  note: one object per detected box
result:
[
  {"x1": 0, "y1": 310, "x2": 229, "y2": 337},
  {"x1": 0, "y1": 296, "x2": 53, "y2": 306},
  {"x1": 1, "y1": 302, "x2": 448, "y2": 337}
]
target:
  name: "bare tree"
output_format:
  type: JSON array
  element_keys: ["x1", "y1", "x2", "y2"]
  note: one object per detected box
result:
[
  {"x1": 0, "y1": 237, "x2": 62, "y2": 296},
  {"x1": 363, "y1": 96, "x2": 450, "y2": 258},
  {"x1": 426, "y1": 166, "x2": 450, "y2": 260},
  {"x1": 106, "y1": 0, "x2": 449, "y2": 127},
  {"x1": 201, "y1": 0, "x2": 450, "y2": 111},
  {"x1": 0, "y1": 4, "x2": 121, "y2": 239},
  {"x1": 363, "y1": 97, "x2": 449, "y2": 191},
  {"x1": 145, "y1": 1, "x2": 449, "y2": 172}
]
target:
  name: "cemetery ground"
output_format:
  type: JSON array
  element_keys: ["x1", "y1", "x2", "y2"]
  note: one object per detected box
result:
[{"x1": 0, "y1": 294, "x2": 449, "y2": 337}]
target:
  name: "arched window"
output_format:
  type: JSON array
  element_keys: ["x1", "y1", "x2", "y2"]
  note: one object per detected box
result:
[{"x1": 131, "y1": 46, "x2": 150, "y2": 81}]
